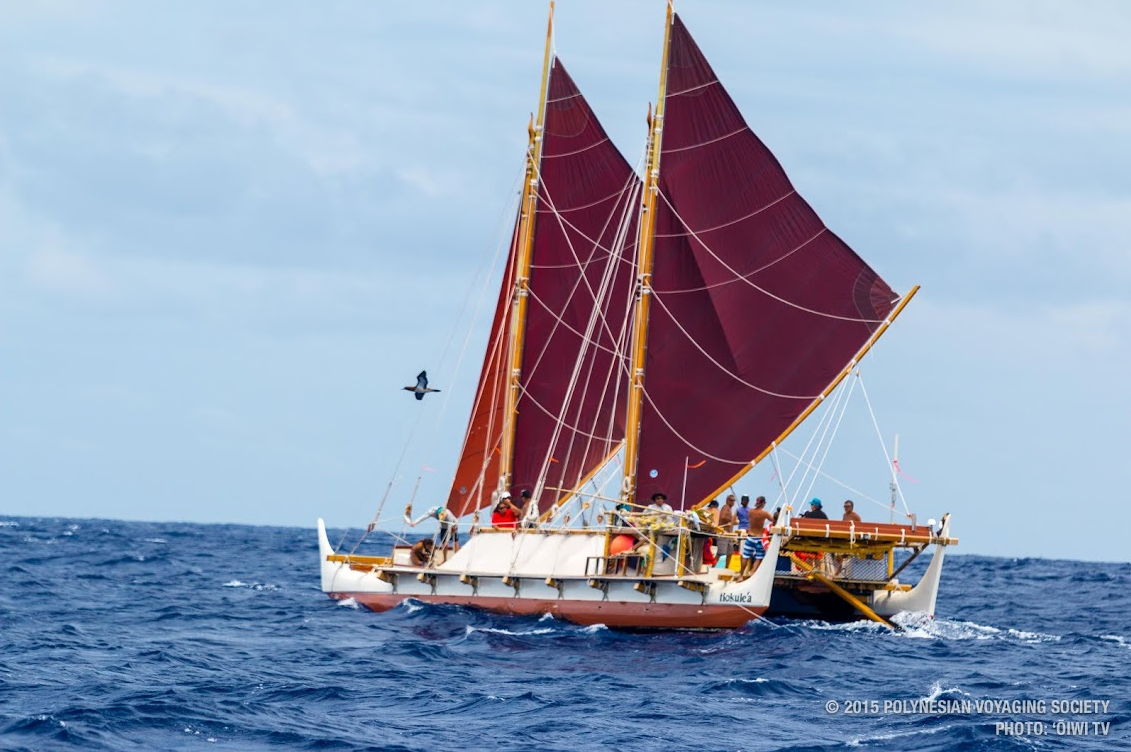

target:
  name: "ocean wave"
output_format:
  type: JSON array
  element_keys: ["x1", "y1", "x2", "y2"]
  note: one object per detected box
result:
[{"x1": 4, "y1": 519, "x2": 1129, "y2": 752}]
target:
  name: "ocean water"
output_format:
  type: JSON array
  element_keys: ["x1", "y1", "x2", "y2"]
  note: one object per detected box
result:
[{"x1": 1, "y1": 517, "x2": 1127, "y2": 751}]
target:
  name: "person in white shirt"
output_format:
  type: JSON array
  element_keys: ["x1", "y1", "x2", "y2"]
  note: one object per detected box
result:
[{"x1": 645, "y1": 492, "x2": 675, "y2": 524}]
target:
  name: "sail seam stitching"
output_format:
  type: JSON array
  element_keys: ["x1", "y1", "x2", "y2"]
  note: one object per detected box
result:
[
  {"x1": 667, "y1": 79, "x2": 720, "y2": 97},
  {"x1": 663, "y1": 126, "x2": 745, "y2": 154},
  {"x1": 542, "y1": 136, "x2": 612, "y2": 159}
]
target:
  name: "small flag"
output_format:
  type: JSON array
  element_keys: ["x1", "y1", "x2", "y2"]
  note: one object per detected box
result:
[
  {"x1": 893, "y1": 460, "x2": 919, "y2": 483},
  {"x1": 421, "y1": 465, "x2": 436, "y2": 473},
  {"x1": 687, "y1": 460, "x2": 706, "y2": 469}
]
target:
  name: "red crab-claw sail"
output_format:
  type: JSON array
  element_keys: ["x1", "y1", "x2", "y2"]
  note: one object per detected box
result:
[
  {"x1": 633, "y1": 15, "x2": 899, "y2": 508},
  {"x1": 446, "y1": 57, "x2": 640, "y2": 518}
]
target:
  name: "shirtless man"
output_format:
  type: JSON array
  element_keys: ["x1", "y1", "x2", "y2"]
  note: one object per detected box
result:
[
  {"x1": 717, "y1": 495, "x2": 737, "y2": 562},
  {"x1": 739, "y1": 496, "x2": 775, "y2": 579},
  {"x1": 842, "y1": 500, "x2": 862, "y2": 523}
]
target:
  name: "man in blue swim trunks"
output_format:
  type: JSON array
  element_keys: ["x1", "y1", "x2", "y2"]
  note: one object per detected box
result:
[{"x1": 739, "y1": 497, "x2": 774, "y2": 579}]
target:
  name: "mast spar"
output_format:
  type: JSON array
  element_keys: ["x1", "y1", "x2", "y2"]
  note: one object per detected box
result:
[
  {"x1": 498, "y1": 2, "x2": 555, "y2": 496},
  {"x1": 621, "y1": 0, "x2": 674, "y2": 506}
]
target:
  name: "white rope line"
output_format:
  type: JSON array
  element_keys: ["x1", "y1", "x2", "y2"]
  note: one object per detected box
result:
[
  {"x1": 516, "y1": 383, "x2": 627, "y2": 442},
  {"x1": 520, "y1": 156, "x2": 641, "y2": 383},
  {"x1": 775, "y1": 373, "x2": 848, "y2": 512},
  {"x1": 545, "y1": 147, "x2": 643, "y2": 502},
  {"x1": 856, "y1": 370, "x2": 913, "y2": 517},
  {"x1": 528, "y1": 244, "x2": 635, "y2": 271},
  {"x1": 447, "y1": 168, "x2": 525, "y2": 516},
  {"x1": 525, "y1": 153, "x2": 640, "y2": 501},
  {"x1": 799, "y1": 371, "x2": 856, "y2": 509},
  {"x1": 639, "y1": 388, "x2": 751, "y2": 465},
  {"x1": 648, "y1": 291, "x2": 820, "y2": 400},
  {"x1": 656, "y1": 189, "x2": 890, "y2": 324},
  {"x1": 667, "y1": 79, "x2": 720, "y2": 97},
  {"x1": 536, "y1": 183, "x2": 634, "y2": 215},
  {"x1": 500, "y1": 146, "x2": 643, "y2": 568},
  {"x1": 542, "y1": 136, "x2": 612, "y2": 160},
  {"x1": 775, "y1": 447, "x2": 891, "y2": 513},
  {"x1": 529, "y1": 184, "x2": 642, "y2": 262},
  {"x1": 654, "y1": 189, "x2": 796, "y2": 239},
  {"x1": 663, "y1": 125, "x2": 746, "y2": 155},
  {"x1": 657, "y1": 226, "x2": 823, "y2": 295}
]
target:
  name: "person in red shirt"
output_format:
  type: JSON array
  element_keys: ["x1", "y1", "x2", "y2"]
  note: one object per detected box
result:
[{"x1": 491, "y1": 492, "x2": 521, "y2": 529}]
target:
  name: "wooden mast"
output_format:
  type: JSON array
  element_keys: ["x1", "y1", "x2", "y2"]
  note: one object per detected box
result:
[
  {"x1": 698, "y1": 285, "x2": 922, "y2": 506},
  {"x1": 621, "y1": 1, "x2": 674, "y2": 505},
  {"x1": 499, "y1": 2, "x2": 555, "y2": 494}
]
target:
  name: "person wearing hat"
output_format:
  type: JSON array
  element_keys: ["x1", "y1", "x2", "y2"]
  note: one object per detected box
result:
[
  {"x1": 800, "y1": 498, "x2": 828, "y2": 520},
  {"x1": 490, "y1": 491, "x2": 520, "y2": 529},
  {"x1": 646, "y1": 492, "x2": 674, "y2": 524}
]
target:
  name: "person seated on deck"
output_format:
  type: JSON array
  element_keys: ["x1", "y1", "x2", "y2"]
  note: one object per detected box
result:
[
  {"x1": 409, "y1": 538, "x2": 435, "y2": 567},
  {"x1": 800, "y1": 498, "x2": 828, "y2": 520},
  {"x1": 490, "y1": 492, "x2": 520, "y2": 529}
]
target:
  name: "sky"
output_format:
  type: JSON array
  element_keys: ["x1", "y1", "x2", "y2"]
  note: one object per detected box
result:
[{"x1": 2, "y1": 1, "x2": 1129, "y2": 561}]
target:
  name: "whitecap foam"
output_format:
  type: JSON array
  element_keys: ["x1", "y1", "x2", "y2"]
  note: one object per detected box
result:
[
  {"x1": 0, "y1": 521, "x2": 19, "y2": 527},
  {"x1": 893, "y1": 613, "x2": 1060, "y2": 643},
  {"x1": 144, "y1": 538, "x2": 167, "y2": 544},
  {"x1": 222, "y1": 580, "x2": 279, "y2": 591},
  {"x1": 920, "y1": 680, "x2": 973, "y2": 703},
  {"x1": 803, "y1": 612, "x2": 1061, "y2": 644},
  {"x1": 337, "y1": 597, "x2": 360, "y2": 609},
  {"x1": 846, "y1": 723, "x2": 952, "y2": 747},
  {"x1": 579, "y1": 623, "x2": 608, "y2": 634},
  {"x1": 467, "y1": 625, "x2": 557, "y2": 637},
  {"x1": 1101, "y1": 634, "x2": 1129, "y2": 650}
]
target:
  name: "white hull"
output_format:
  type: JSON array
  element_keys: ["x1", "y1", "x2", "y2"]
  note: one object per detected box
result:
[{"x1": 318, "y1": 520, "x2": 781, "y2": 629}]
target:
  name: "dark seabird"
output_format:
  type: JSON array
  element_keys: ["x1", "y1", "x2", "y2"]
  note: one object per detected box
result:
[{"x1": 403, "y1": 370, "x2": 441, "y2": 401}]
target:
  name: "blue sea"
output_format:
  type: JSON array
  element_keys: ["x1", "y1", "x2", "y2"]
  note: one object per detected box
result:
[{"x1": 1, "y1": 517, "x2": 1127, "y2": 751}]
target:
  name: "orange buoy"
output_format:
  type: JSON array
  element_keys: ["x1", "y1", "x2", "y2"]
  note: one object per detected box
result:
[{"x1": 609, "y1": 534, "x2": 637, "y2": 556}]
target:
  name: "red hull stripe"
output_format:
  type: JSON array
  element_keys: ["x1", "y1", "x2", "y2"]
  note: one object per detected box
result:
[{"x1": 330, "y1": 593, "x2": 763, "y2": 629}]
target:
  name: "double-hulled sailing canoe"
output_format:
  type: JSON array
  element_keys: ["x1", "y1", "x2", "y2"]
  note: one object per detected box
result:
[{"x1": 318, "y1": 3, "x2": 956, "y2": 629}]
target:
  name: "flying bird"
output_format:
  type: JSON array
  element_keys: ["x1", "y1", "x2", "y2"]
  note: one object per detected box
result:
[{"x1": 404, "y1": 370, "x2": 441, "y2": 401}]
